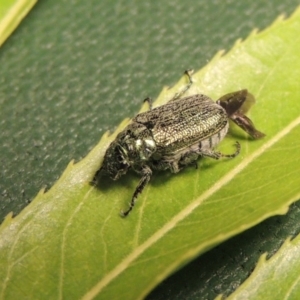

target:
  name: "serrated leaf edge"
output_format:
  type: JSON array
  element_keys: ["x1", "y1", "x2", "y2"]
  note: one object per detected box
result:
[{"x1": 227, "y1": 233, "x2": 300, "y2": 299}]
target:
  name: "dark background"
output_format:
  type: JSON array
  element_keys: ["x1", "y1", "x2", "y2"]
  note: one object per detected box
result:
[{"x1": 1, "y1": 1, "x2": 300, "y2": 299}]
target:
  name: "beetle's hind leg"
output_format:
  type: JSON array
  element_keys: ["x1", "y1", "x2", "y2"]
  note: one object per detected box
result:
[
  {"x1": 217, "y1": 90, "x2": 265, "y2": 139},
  {"x1": 221, "y1": 141, "x2": 241, "y2": 158},
  {"x1": 121, "y1": 165, "x2": 152, "y2": 217}
]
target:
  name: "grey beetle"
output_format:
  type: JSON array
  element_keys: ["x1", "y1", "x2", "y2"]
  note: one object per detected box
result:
[{"x1": 93, "y1": 72, "x2": 265, "y2": 216}]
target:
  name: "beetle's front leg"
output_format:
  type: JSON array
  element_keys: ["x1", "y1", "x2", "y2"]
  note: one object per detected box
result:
[
  {"x1": 143, "y1": 97, "x2": 153, "y2": 110},
  {"x1": 171, "y1": 69, "x2": 194, "y2": 101},
  {"x1": 141, "y1": 69, "x2": 194, "y2": 111},
  {"x1": 121, "y1": 165, "x2": 152, "y2": 217}
]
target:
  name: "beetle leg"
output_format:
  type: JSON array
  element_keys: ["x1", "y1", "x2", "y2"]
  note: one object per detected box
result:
[
  {"x1": 200, "y1": 141, "x2": 241, "y2": 160},
  {"x1": 143, "y1": 97, "x2": 153, "y2": 110},
  {"x1": 142, "y1": 68, "x2": 194, "y2": 110},
  {"x1": 193, "y1": 161, "x2": 198, "y2": 169},
  {"x1": 171, "y1": 69, "x2": 194, "y2": 101},
  {"x1": 217, "y1": 90, "x2": 248, "y2": 116},
  {"x1": 169, "y1": 160, "x2": 181, "y2": 173},
  {"x1": 179, "y1": 151, "x2": 199, "y2": 169},
  {"x1": 217, "y1": 90, "x2": 265, "y2": 139},
  {"x1": 230, "y1": 113, "x2": 265, "y2": 139},
  {"x1": 121, "y1": 165, "x2": 152, "y2": 217},
  {"x1": 221, "y1": 141, "x2": 241, "y2": 158}
]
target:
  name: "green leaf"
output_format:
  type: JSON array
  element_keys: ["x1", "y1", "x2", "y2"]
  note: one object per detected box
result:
[
  {"x1": 227, "y1": 233, "x2": 300, "y2": 299},
  {"x1": 0, "y1": 0, "x2": 36, "y2": 47},
  {"x1": 1, "y1": 6, "x2": 300, "y2": 300}
]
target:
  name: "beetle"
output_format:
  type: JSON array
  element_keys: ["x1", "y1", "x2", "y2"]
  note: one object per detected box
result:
[{"x1": 93, "y1": 72, "x2": 265, "y2": 216}]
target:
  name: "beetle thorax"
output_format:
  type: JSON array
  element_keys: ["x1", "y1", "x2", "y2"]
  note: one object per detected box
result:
[{"x1": 115, "y1": 122, "x2": 157, "y2": 166}]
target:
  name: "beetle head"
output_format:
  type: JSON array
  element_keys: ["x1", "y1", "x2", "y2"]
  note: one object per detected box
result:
[
  {"x1": 100, "y1": 123, "x2": 156, "y2": 180},
  {"x1": 98, "y1": 139, "x2": 130, "y2": 180}
]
